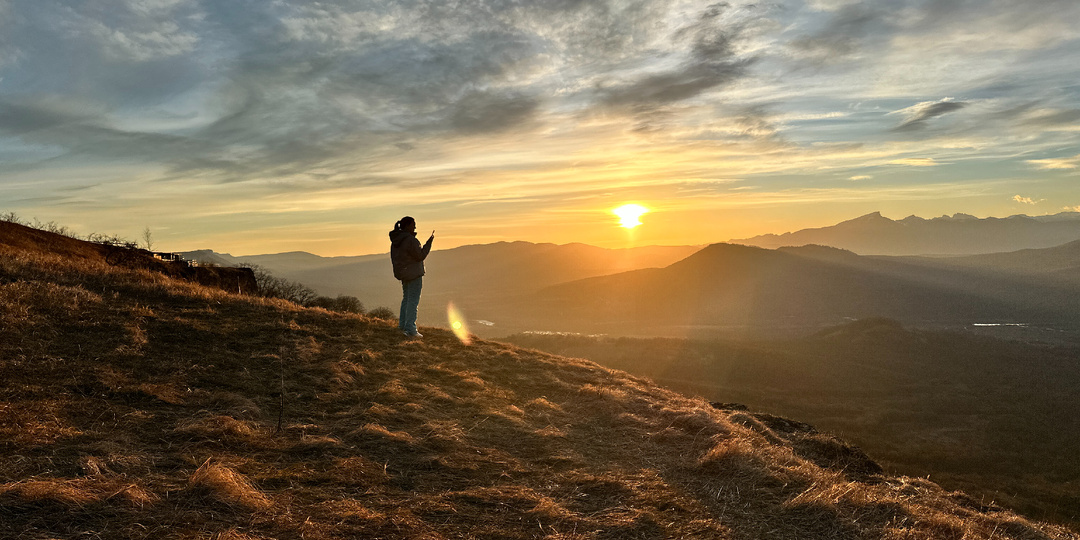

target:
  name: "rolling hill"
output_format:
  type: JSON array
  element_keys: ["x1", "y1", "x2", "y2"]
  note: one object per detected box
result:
[
  {"x1": 892, "y1": 240, "x2": 1080, "y2": 285},
  {"x1": 490, "y1": 242, "x2": 1080, "y2": 338},
  {"x1": 184, "y1": 242, "x2": 703, "y2": 332},
  {"x1": 187, "y1": 233, "x2": 1080, "y2": 341},
  {"x1": 3, "y1": 222, "x2": 1076, "y2": 538},
  {"x1": 730, "y1": 211, "x2": 1080, "y2": 255}
]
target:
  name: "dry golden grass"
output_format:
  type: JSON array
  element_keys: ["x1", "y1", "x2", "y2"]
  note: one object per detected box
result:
[
  {"x1": 188, "y1": 460, "x2": 273, "y2": 512},
  {"x1": 1, "y1": 221, "x2": 1078, "y2": 539},
  {"x1": 0, "y1": 477, "x2": 158, "y2": 509}
]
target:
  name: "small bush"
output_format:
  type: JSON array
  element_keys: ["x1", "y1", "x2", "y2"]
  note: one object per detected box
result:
[
  {"x1": 367, "y1": 306, "x2": 396, "y2": 321},
  {"x1": 307, "y1": 295, "x2": 364, "y2": 314}
]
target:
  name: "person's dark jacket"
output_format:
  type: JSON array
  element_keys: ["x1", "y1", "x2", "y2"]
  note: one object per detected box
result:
[{"x1": 389, "y1": 229, "x2": 432, "y2": 282}]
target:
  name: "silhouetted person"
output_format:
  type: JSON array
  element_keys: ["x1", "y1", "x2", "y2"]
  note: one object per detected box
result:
[{"x1": 389, "y1": 216, "x2": 433, "y2": 337}]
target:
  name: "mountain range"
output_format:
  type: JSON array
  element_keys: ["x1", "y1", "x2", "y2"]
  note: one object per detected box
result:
[
  {"x1": 186, "y1": 233, "x2": 1080, "y2": 340},
  {"x1": 730, "y1": 211, "x2": 1080, "y2": 255},
  {"x1": 487, "y1": 242, "x2": 1080, "y2": 338},
  {"x1": 184, "y1": 242, "x2": 703, "y2": 329}
]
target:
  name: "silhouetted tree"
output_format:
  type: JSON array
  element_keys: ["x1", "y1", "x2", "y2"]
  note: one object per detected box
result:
[{"x1": 142, "y1": 227, "x2": 155, "y2": 251}]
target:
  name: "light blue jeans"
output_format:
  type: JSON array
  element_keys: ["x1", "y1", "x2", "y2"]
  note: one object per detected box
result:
[{"x1": 399, "y1": 276, "x2": 422, "y2": 334}]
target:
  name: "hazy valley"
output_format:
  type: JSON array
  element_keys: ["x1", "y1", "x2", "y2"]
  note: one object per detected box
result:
[
  {"x1": 504, "y1": 320, "x2": 1080, "y2": 527},
  {"x1": 188, "y1": 212, "x2": 1080, "y2": 342}
]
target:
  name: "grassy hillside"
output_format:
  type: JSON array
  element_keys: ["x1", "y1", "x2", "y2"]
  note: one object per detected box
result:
[
  {"x1": 2, "y1": 229, "x2": 1078, "y2": 538},
  {"x1": 503, "y1": 323, "x2": 1080, "y2": 528}
]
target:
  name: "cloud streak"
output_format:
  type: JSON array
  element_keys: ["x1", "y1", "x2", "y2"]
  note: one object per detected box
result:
[{"x1": 891, "y1": 99, "x2": 968, "y2": 131}]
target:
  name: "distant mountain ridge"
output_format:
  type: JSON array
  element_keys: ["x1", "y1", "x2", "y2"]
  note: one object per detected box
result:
[
  {"x1": 182, "y1": 242, "x2": 703, "y2": 329},
  {"x1": 490, "y1": 241, "x2": 1080, "y2": 338},
  {"x1": 184, "y1": 235, "x2": 1080, "y2": 340},
  {"x1": 730, "y1": 211, "x2": 1080, "y2": 255}
]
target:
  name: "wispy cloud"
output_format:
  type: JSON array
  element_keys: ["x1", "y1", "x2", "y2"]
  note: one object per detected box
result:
[
  {"x1": 1013, "y1": 195, "x2": 1037, "y2": 205},
  {"x1": 887, "y1": 158, "x2": 938, "y2": 167},
  {"x1": 891, "y1": 99, "x2": 968, "y2": 132},
  {"x1": 1027, "y1": 154, "x2": 1080, "y2": 170},
  {"x1": 788, "y1": 4, "x2": 887, "y2": 65}
]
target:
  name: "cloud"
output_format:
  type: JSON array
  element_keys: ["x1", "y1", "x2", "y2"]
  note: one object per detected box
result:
[
  {"x1": 888, "y1": 158, "x2": 938, "y2": 167},
  {"x1": 849, "y1": 175, "x2": 872, "y2": 181},
  {"x1": 596, "y1": 3, "x2": 755, "y2": 111},
  {"x1": 891, "y1": 99, "x2": 968, "y2": 131},
  {"x1": 986, "y1": 101, "x2": 1080, "y2": 129},
  {"x1": 804, "y1": 0, "x2": 863, "y2": 11},
  {"x1": 788, "y1": 4, "x2": 886, "y2": 64},
  {"x1": 449, "y1": 91, "x2": 542, "y2": 134},
  {"x1": 1013, "y1": 195, "x2": 1036, "y2": 205},
  {"x1": 0, "y1": 0, "x2": 776, "y2": 187},
  {"x1": 1021, "y1": 108, "x2": 1080, "y2": 128},
  {"x1": 1026, "y1": 154, "x2": 1080, "y2": 170}
]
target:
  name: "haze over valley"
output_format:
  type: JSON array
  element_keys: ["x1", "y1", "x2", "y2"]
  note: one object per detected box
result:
[{"x1": 187, "y1": 211, "x2": 1080, "y2": 341}]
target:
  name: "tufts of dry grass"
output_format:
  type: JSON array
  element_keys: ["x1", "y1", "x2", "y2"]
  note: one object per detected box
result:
[
  {"x1": 174, "y1": 415, "x2": 267, "y2": 446},
  {"x1": 354, "y1": 422, "x2": 418, "y2": 445},
  {"x1": 0, "y1": 477, "x2": 158, "y2": 509},
  {"x1": 187, "y1": 460, "x2": 273, "y2": 512}
]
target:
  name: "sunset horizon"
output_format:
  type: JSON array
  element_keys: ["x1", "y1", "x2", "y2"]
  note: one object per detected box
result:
[{"x1": 2, "y1": 0, "x2": 1079, "y2": 256}]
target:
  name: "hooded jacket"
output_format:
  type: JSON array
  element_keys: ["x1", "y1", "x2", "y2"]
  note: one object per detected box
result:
[{"x1": 389, "y1": 228, "x2": 432, "y2": 282}]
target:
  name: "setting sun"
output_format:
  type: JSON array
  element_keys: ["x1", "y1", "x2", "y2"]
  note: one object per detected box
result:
[{"x1": 613, "y1": 204, "x2": 649, "y2": 229}]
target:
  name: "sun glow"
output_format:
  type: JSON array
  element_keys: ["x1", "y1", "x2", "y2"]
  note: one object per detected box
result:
[
  {"x1": 612, "y1": 204, "x2": 649, "y2": 228},
  {"x1": 447, "y1": 302, "x2": 472, "y2": 345}
]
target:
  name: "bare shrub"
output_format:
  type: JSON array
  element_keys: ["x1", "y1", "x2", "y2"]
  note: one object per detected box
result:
[{"x1": 242, "y1": 263, "x2": 318, "y2": 305}]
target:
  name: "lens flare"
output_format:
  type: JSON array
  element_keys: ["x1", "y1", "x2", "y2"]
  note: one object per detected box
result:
[
  {"x1": 447, "y1": 302, "x2": 472, "y2": 345},
  {"x1": 612, "y1": 204, "x2": 649, "y2": 228}
]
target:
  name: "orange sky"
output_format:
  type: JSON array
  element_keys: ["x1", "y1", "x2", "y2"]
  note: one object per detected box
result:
[{"x1": 2, "y1": 0, "x2": 1078, "y2": 255}]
